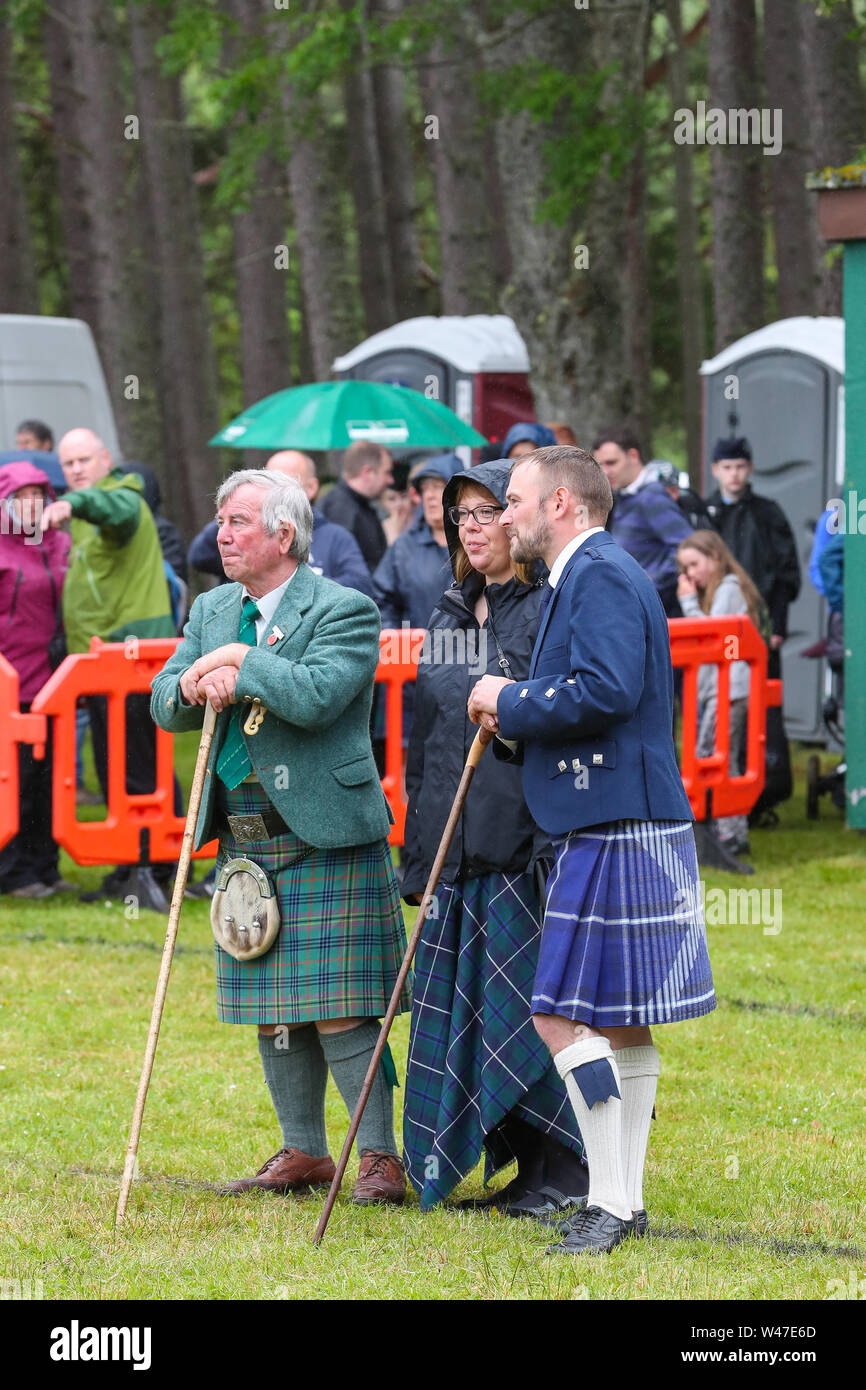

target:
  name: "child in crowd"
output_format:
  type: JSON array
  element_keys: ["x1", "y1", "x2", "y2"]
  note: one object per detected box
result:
[{"x1": 677, "y1": 530, "x2": 769, "y2": 855}]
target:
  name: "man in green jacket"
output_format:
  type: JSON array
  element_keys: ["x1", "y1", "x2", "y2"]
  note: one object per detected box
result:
[
  {"x1": 151, "y1": 468, "x2": 410, "y2": 1205},
  {"x1": 42, "y1": 429, "x2": 175, "y2": 907}
]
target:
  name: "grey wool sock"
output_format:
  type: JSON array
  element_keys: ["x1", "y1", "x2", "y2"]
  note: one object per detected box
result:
[
  {"x1": 318, "y1": 1020, "x2": 397, "y2": 1157},
  {"x1": 257, "y1": 1025, "x2": 329, "y2": 1158}
]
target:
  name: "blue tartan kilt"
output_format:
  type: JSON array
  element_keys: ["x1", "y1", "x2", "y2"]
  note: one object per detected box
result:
[
  {"x1": 533, "y1": 819, "x2": 716, "y2": 1027},
  {"x1": 403, "y1": 871, "x2": 584, "y2": 1209}
]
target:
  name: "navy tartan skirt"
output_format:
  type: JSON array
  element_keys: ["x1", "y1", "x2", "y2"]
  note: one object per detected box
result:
[
  {"x1": 533, "y1": 820, "x2": 715, "y2": 1027},
  {"x1": 403, "y1": 871, "x2": 583, "y2": 1209}
]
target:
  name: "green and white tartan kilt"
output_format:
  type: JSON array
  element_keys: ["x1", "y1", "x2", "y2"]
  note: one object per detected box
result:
[{"x1": 212, "y1": 782, "x2": 411, "y2": 1025}]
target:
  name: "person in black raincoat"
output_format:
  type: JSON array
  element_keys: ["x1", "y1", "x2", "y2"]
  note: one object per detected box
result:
[{"x1": 401, "y1": 459, "x2": 586, "y2": 1217}]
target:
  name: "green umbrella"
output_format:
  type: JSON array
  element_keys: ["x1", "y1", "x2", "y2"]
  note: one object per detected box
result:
[{"x1": 209, "y1": 380, "x2": 488, "y2": 451}]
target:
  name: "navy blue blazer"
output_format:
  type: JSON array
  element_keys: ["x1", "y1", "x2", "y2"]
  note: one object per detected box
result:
[{"x1": 496, "y1": 531, "x2": 693, "y2": 836}]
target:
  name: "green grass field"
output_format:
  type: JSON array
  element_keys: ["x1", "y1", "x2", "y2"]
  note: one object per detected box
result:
[{"x1": 1, "y1": 734, "x2": 864, "y2": 1301}]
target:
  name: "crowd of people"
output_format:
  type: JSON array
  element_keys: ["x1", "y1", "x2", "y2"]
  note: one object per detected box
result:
[
  {"x1": 0, "y1": 408, "x2": 831, "y2": 1251},
  {"x1": 0, "y1": 413, "x2": 810, "y2": 899}
]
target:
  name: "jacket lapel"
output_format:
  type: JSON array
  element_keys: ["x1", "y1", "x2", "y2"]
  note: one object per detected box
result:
[
  {"x1": 529, "y1": 538, "x2": 606, "y2": 675},
  {"x1": 207, "y1": 584, "x2": 244, "y2": 645},
  {"x1": 261, "y1": 563, "x2": 316, "y2": 651}
]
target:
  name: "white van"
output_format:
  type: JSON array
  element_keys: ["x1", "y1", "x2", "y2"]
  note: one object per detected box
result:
[{"x1": 0, "y1": 315, "x2": 119, "y2": 456}]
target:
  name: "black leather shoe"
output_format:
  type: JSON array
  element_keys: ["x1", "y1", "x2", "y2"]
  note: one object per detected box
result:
[
  {"x1": 538, "y1": 1197, "x2": 590, "y2": 1234},
  {"x1": 633, "y1": 1208, "x2": 648, "y2": 1237},
  {"x1": 547, "y1": 1204, "x2": 634, "y2": 1255},
  {"x1": 455, "y1": 1177, "x2": 527, "y2": 1211},
  {"x1": 500, "y1": 1185, "x2": 585, "y2": 1221}
]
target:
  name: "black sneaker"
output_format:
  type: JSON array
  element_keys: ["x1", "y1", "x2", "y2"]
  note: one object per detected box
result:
[
  {"x1": 633, "y1": 1208, "x2": 648, "y2": 1237},
  {"x1": 547, "y1": 1204, "x2": 634, "y2": 1255}
]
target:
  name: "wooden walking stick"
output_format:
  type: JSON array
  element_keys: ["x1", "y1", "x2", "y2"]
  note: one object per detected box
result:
[
  {"x1": 115, "y1": 700, "x2": 218, "y2": 1227},
  {"x1": 314, "y1": 724, "x2": 494, "y2": 1246}
]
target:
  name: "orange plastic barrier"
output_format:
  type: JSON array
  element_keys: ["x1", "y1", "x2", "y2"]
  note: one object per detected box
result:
[
  {"x1": 4, "y1": 620, "x2": 775, "y2": 864},
  {"x1": 669, "y1": 615, "x2": 782, "y2": 820},
  {"x1": 377, "y1": 628, "x2": 424, "y2": 845},
  {"x1": 0, "y1": 655, "x2": 47, "y2": 853},
  {"x1": 31, "y1": 637, "x2": 218, "y2": 866}
]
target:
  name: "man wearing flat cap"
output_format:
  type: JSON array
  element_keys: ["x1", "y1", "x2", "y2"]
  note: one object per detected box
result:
[{"x1": 151, "y1": 469, "x2": 410, "y2": 1204}]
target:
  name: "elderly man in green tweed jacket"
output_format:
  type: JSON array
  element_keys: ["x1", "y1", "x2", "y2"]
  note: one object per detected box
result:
[{"x1": 151, "y1": 469, "x2": 410, "y2": 1205}]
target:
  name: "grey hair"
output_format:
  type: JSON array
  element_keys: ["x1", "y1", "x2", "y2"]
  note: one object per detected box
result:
[{"x1": 215, "y1": 469, "x2": 313, "y2": 563}]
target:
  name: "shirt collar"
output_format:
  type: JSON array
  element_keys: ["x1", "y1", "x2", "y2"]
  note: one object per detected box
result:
[
  {"x1": 242, "y1": 571, "x2": 296, "y2": 639},
  {"x1": 547, "y1": 527, "x2": 606, "y2": 589},
  {"x1": 620, "y1": 464, "x2": 651, "y2": 497}
]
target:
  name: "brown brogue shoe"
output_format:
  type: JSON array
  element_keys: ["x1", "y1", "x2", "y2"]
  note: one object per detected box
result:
[
  {"x1": 350, "y1": 1149, "x2": 406, "y2": 1205},
  {"x1": 219, "y1": 1148, "x2": 336, "y2": 1196}
]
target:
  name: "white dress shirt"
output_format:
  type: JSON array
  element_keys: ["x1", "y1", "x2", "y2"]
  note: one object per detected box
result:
[
  {"x1": 242, "y1": 569, "x2": 296, "y2": 644},
  {"x1": 546, "y1": 526, "x2": 607, "y2": 590}
]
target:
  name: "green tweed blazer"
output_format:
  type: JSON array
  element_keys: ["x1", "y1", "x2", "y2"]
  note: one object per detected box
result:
[{"x1": 150, "y1": 563, "x2": 393, "y2": 851}]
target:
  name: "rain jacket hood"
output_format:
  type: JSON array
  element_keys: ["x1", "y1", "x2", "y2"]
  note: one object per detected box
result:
[
  {"x1": 0, "y1": 459, "x2": 57, "y2": 504},
  {"x1": 0, "y1": 462, "x2": 68, "y2": 700}
]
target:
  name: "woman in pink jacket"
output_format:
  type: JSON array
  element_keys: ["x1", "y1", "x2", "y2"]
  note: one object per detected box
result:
[{"x1": 0, "y1": 461, "x2": 73, "y2": 897}]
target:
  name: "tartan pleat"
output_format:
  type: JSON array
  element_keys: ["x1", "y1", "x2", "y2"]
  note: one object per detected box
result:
[
  {"x1": 403, "y1": 872, "x2": 583, "y2": 1208},
  {"x1": 533, "y1": 818, "x2": 716, "y2": 1027},
  {"x1": 213, "y1": 782, "x2": 410, "y2": 1024}
]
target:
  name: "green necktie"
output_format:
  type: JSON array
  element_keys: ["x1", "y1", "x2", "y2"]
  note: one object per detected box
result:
[{"x1": 215, "y1": 596, "x2": 260, "y2": 789}]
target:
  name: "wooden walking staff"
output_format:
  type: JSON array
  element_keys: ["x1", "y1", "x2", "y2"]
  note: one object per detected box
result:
[
  {"x1": 314, "y1": 724, "x2": 493, "y2": 1246},
  {"x1": 115, "y1": 700, "x2": 219, "y2": 1227}
]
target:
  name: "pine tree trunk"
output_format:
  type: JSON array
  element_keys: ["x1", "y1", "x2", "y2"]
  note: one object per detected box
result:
[
  {"x1": 46, "y1": 0, "x2": 163, "y2": 469},
  {"x1": 368, "y1": 0, "x2": 425, "y2": 320},
  {"x1": 284, "y1": 98, "x2": 360, "y2": 380},
  {"x1": 0, "y1": 14, "x2": 39, "y2": 312},
  {"x1": 800, "y1": 0, "x2": 866, "y2": 314},
  {"x1": 232, "y1": 161, "x2": 292, "y2": 401},
  {"x1": 665, "y1": 0, "x2": 707, "y2": 483},
  {"x1": 419, "y1": 23, "x2": 499, "y2": 314},
  {"x1": 340, "y1": 0, "x2": 396, "y2": 334},
  {"x1": 490, "y1": 0, "x2": 651, "y2": 434},
  {"x1": 129, "y1": 5, "x2": 221, "y2": 535},
  {"x1": 226, "y1": 0, "x2": 292, "y2": 410},
  {"x1": 708, "y1": 0, "x2": 765, "y2": 350},
  {"x1": 43, "y1": 8, "x2": 99, "y2": 327},
  {"x1": 763, "y1": 0, "x2": 820, "y2": 318},
  {"x1": 624, "y1": 132, "x2": 653, "y2": 458}
]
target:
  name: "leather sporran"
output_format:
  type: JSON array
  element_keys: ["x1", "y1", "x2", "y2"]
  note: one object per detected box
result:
[{"x1": 210, "y1": 857, "x2": 281, "y2": 961}]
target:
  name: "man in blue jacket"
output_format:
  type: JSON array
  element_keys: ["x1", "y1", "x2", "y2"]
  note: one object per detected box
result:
[
  {"x1": 468, "y1": 445, "x2": 715, "y2": 1254},
  {"x1": 592, "y1": 424, "x2": 692, "y2": 617},
  {"x1": 188, "y1": 451, "x2": 373, "y2": 598}
]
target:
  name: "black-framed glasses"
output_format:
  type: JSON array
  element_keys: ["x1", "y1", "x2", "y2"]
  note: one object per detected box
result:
[{"x1": 448, "y1": 504, "x2": 504, "y2": 526}]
